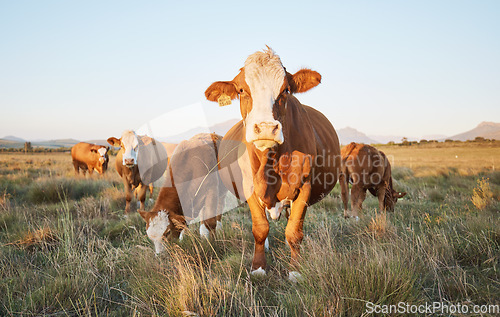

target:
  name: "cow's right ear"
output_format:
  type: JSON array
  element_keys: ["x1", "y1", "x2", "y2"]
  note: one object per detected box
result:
[
  {"x1": 205, "y1": 81, "x2": 238, "y2": 103},
  {"x1": 107, "y1": 137, "x2": 121, "y2": 147},
  {"x1": 138, "y1": 210, "x2": 149, "y2": 222}
]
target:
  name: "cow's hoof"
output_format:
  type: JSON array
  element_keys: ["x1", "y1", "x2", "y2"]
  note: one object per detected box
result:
[
  {"x1": 288, "y1": 271, "x2": 303, "y2": 283},
  {"x1": 216, "y1": 220, "x2": 222, "y2": 231},
  {"x1": 251, "y1": 267, "x2": 266, "y2": 276},
  {"x1": 264, "y1": 237, "x2": 269, "y2": 251},
  {"x1": 179, "y1": 230, "x2": 185, "y2": 241}
]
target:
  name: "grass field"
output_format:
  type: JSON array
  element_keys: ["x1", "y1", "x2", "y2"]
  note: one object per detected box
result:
[{"x1": 0, "y1": 145, "x2": 499, "y2": 316}]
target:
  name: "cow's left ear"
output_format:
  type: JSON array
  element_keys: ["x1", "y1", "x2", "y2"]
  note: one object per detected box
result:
[
  {"x1": 107, "y1": 137, "x2": 120, "y2": 147},
  {"x1": 90, "y1": 148, "x2": 98, "y2": 153},
  {"x1": 287, "y1": 69, "x2": 321, "y2": 94},
  {"x1": 205, "y1": 81, "x2": 238, "y2": 103},
  {"x1": 141, "y1": 136, "x2": 153, "y2": 146}
]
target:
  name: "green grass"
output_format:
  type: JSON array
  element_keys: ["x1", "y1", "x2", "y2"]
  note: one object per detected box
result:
[{"x1": 0, "y1": 147, "x2": 499, "y2": 316}]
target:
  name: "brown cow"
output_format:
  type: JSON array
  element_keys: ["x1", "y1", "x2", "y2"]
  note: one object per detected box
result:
[
  {"x1": 107, "y1": 130, "x2": 168, "y2": 214},
  {"x1": 205, "y1": 47, "x2": 341, "y2": 281},
  {"x1": 71, "y1": 142, "x2": 109, "y2": 175},
  {"x1": 339, "y1": 142, "x2": 406, "y2": 218},
  {"x1": 139, "y1": 133, "x2": 226, "y2": 254}
]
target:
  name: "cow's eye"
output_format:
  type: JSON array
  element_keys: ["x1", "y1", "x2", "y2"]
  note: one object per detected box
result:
[
  {"x1": 285, "y1": 88, "x2": 290, "y2": 94},
  {"x1": 239, "y1": 88, "x2": 244, "y2": 94}
]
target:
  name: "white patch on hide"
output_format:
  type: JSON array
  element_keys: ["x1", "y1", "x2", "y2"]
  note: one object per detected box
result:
[
  {"x1": 199, "y1": 223, "x2": 209, "y2": 238},
  {"x1": 146, "y1": 211, "x2": 169, "y2": 253}
]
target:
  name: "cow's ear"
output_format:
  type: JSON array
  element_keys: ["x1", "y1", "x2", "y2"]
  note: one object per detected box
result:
[
  {"x1": 394, "y1": 192, "x2": 407, "y2": 199},
  {"x1": 107, "y1": 137, "x2": 120, "y2": 147},
  {"x1": 141, "y1": 136, "x2": 153, "y2": 146},
  {"x1": 288, "y1": 69, "x2": 321, "y2": 94},
  {"x1": 205, "y1": 81, "x2": 238, "y2": 103},
  {"x1": 138, "y1": 210, "x2": 149, "y2": 222},
  {"x1": 90, "y1": 148, "x2": 98, "y2": 153}
]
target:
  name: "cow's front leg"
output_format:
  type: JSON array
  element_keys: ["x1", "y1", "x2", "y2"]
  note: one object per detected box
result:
[
  {"x1": 248, "y1": 194, "x2": 269, "y2": 275},
  {"x1": 137, "y1": 183, "x2": 148, "y2": 211},
  {"x1": 285, "y1": 181, "x2": 311, "y2": 282},
  {"x1": 124, "y1": 181, "x2": 132, "y2": 214},
  {"x1": 377, "y1": 186, "x2": 386, "y2": 212}
]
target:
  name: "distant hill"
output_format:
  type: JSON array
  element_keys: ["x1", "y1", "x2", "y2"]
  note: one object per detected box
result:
[
  {"x1": 2, "y1": 135, "x2": 25, "y2": 142},
  {"x1": 337, "y1": 127, "x2": 377, "y2": 145},
  {"x1": 160, "y1": 119, "x2": 239, "y2": 143},
  {"x1": 446, "y1": 122, "x2": 500, "y2": 141}
]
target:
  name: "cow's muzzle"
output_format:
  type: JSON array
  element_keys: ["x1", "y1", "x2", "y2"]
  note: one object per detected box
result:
[
  {"x1": 250, "y1": 121, "x2": 283, "y2": 151},
  {"x1": 124, "y1": 158, "x2": 135, "y2": 167}
]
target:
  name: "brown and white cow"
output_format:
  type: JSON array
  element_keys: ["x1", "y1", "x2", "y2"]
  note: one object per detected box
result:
[
  {"x1": 205, "y1": 47, "x2": 341, "y2": 281},
  {"x1": 71, "y1": 142, "x2": 109, "y2": 175},
  {"x1": 139, "y1": 133, "x2": 226, "y2": 254},
  {"x1": 107, "y1": 130, "x2": 168, "y2": 214},
  {"x1": 339, "y1": 142, "x2": 406, "y2": 218}
]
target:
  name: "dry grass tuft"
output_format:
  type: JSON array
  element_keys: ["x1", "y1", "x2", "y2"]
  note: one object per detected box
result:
[
  {"x1": 7, "y1": 227, "x2": 58, "y2": 247},
  {"x1": 366, "y1": 212, "x2": 392, "y2": 237},
  {"x1": 471, "y1": 177, "x2": 494, "y2": 210}
]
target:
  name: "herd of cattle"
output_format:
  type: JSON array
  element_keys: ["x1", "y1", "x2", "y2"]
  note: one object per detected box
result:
[{"x1": 70, "y1": 47, "x2": 406, "y2": 281}]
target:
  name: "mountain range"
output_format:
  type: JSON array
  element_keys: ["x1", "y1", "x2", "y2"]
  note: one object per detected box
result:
[{"x1": 1, "y1": 121, "x2": 499, "y2": 149}]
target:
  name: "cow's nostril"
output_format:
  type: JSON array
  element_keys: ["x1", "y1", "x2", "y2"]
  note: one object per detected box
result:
[
  {"x1": 272, "y1": 124, "x2": 279, "y2": 135},
  {"x1": 254, "y1": 124, "x2": 261, "y2": 134}
]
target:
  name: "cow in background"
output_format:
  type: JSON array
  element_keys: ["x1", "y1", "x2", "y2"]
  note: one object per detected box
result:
[
  {"x1": 339, "y1": 142, "x2": 407, "y2": 218},
  {"x1": 139, "y1": 133, "x2": 227, "y2": 254},
  {"x1": 107, "y1": 130, "x2": 168, "y2": 214},
  {"x1": 71, "y1": 142, "x2": 109, "y2": 175}
]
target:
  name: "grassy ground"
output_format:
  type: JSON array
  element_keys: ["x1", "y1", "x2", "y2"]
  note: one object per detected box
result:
[{"x1": 0, "y1": 146, "x2": 499, "y2": 316}]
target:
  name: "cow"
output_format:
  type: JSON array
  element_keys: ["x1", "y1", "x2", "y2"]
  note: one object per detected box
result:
[
  {"x1": 139, "y1": 133, "x2": 226, "y2": 254},
  {"x1": 339, "y1": 142, "x2": 407, "y2": 218},
  {"x1": 107, "y1": 130, "x2": 168, "y2": 214},
  {"x1": 71, "y1": 142, "x2": 109, "y2": 175},
  {"x1": 204, "y1": 47, "x2": 341, "y2": 281}
]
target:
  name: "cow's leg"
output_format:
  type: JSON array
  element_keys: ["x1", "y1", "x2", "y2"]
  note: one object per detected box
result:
[
  {"x1": 285, "y1": 182, "x2": 311, "y2": 282},
  {"x1": 87, "y1": 164, "x2": 94, "y2": 175},
  {"x1": 137, "y1": 183, "x2": 148, "y2": 211},
  {"x1": 124, "y1": 181, "x2": 132, "y2": 214},
  {"x1": 248, "y1": 194, "x2": 269, "y2": 275},
  {"x1": 350, "y1": 184, "x2": 365, "y2": 219},
  {"x1": 339, "y1": 172, "x2": 349, "y2": 218},
  {"x1": 73, "y1": 161, "x2": 80, "y2": 175},
  {"x1": 148, "y1": 184, "x2": 154, "y2": 199},
  {"x1": 200, "y1": 190, "x2": 218, "y2": 238},
  {"x1": 376, "y1": 187, "x2": 386, "y2": 212}
]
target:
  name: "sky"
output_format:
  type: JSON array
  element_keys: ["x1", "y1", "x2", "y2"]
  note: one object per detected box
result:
[{"x1": 1, "y1": 0, "x2": 499, "y2": 141}]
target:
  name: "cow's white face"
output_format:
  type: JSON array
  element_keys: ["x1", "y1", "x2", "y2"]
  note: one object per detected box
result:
[
  {"x1": 145, "y1": 210, "x2": 169, "y2": 254},
  {"x1": 97, "y1": 147, "x2": 107, "y2": 164},
  {"x1": 205, "y1": 47, "x2": 323, "y2": 151},
  {"x1": 121, "y1": 130, "x2": 139, "y2": 167},
  {"x1": 243, "y1": 50, "x2": 285, "y2": 151}
]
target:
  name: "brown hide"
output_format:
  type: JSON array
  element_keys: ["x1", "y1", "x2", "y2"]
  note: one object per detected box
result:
[
  {"x1": 211, "y1": 65, "x2": 340, "y2": 273},
  {"x1": 71, "y1": 142, "x2": 109, "y2": 175},
  {"x1": 339, "y1": 142, "x2": 406, "y2": 217}
]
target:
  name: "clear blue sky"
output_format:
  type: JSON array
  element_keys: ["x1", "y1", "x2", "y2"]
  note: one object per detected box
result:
[{"x1": 1, "y1": 0, "x2": 499, "y2": 141}]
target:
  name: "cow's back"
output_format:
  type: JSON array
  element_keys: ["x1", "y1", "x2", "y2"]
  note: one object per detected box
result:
[
  {"x1": 72, "y1": 142, "x2": 95, "y2": 164},
  {"x1": 302, "y1": 105, "x2": 341, "y2": 205}
]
